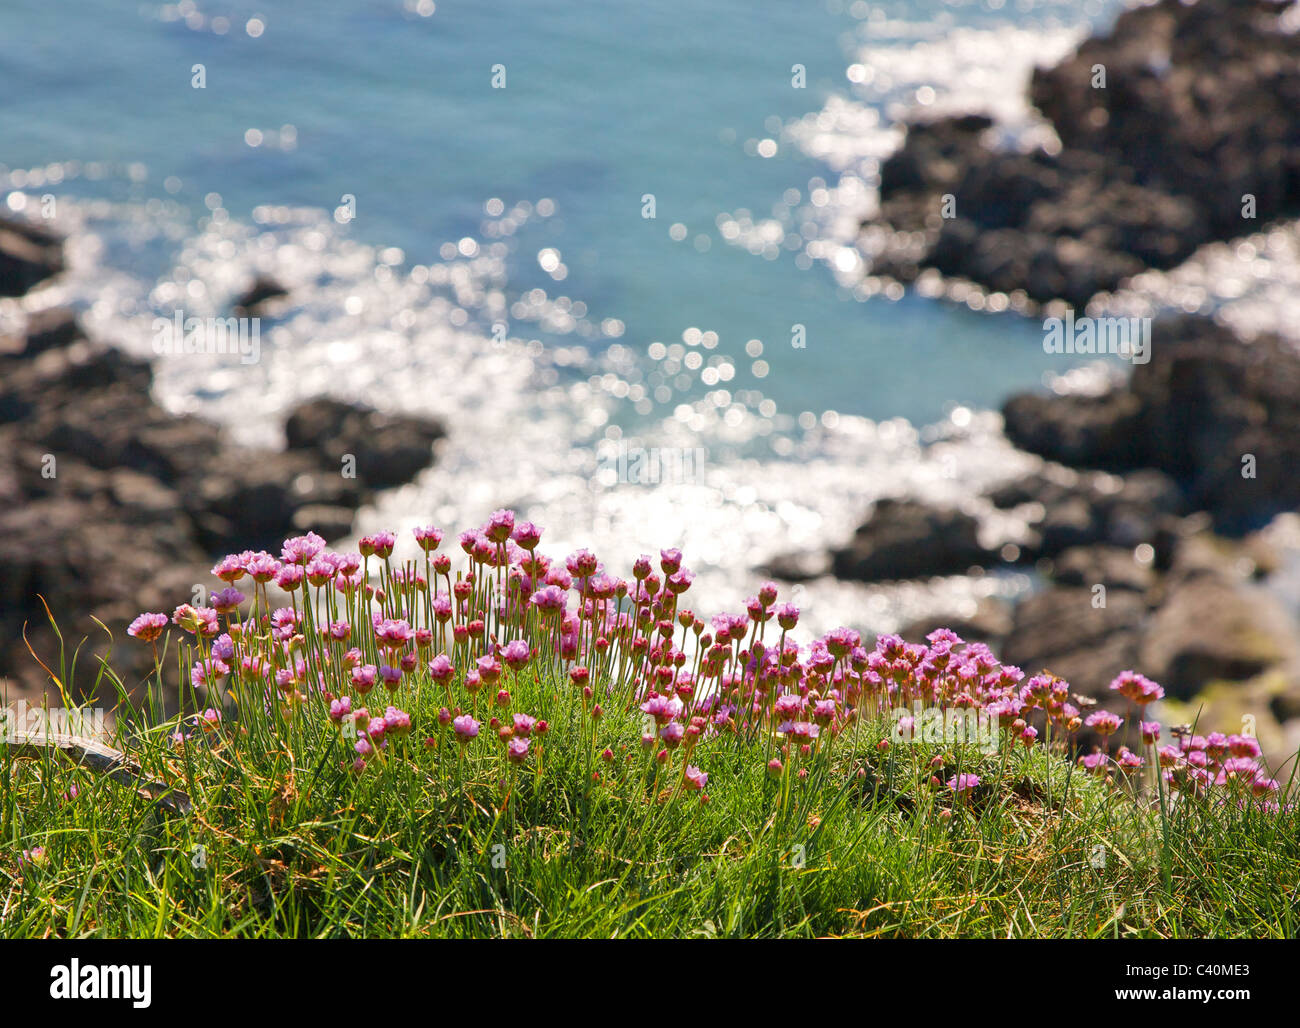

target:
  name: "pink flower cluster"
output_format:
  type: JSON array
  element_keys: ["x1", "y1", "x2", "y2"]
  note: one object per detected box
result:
[{"x1": 123, "y1": 513, "x2": 1284, "y2": 809}]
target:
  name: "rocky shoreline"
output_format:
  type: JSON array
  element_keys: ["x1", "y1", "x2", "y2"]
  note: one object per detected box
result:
[
  {"x1": 861, "y1": 0, "x2": 1300, "y2": 309},
  {"x1": 0, "y1": 217, "x2": 445, "y2": 707},
  {"x1": 796, "y1": 0, "x2": 1300, "y2": 762}
]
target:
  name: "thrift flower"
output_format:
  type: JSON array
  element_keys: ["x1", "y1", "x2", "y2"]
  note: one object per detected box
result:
[{"x1": 128, "y1": 612, "x2": 168, "y2": 642}]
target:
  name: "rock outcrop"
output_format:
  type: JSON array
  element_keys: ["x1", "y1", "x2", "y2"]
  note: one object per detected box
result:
[
  {"x1": 862, "y1": 0, "x2": 1300, "y2": 307},
  {"x1": 1002, "y1": 315, "x2": 1300, "y2": 535},
  {"x1": 829, "y1": 499, "x2": 993, "y2": 583},
  {"x1": 0, "y1": 215, "x2": 64, "y2": 297}
]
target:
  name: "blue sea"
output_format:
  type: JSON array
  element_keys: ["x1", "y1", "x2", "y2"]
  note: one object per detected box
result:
[{"x1": 6, "y1": 0, "x2": 1293, "y2": 636}]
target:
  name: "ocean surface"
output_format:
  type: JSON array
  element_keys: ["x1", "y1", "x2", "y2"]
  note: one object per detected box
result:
[{"x1": 5, "y1": 0, "x2": 1298, "y2": 638}]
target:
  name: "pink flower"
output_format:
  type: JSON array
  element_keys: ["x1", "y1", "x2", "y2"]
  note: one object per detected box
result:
[
  {"x1": 501, "y1": 640, "x2": 530, "y2": 670},
  {"x1": 511, "y1": 521, "x2": 542, "y2": 550},
  {"x1": 383, "y1": 707, "x2": 412, "y2": 736},
  {"x1": 375, "y1": 618, "x2": 415, "y2": 650},
  {"x1": 275, "y1": 564, "x2": 305, "y2": 591},
  {"x1": 947, "y1": 773, "x2": 980, "y2": 794},
  {"x1": 351, "y1": 664, "x2": 378, "y2": 694},
  {"x1": 427, "y1": 654, "x2": 455, "y2": 684},
  {"x1": 823, "y1": 626, "x2": 860, "y2": 659},
  {"x1": 660, "y1": 722, "x2": 685, "y2": 748},
  {"x1": 683, "y1": 765, "x2": 708, "y2": 791},
  {"x1": 774, "y1": 603, "x2": 799, "y2": 630},
  {"x1": 453, "y1": 715, "x2": 480, "y2": 743},
  {"x1": 566, "y1": 549, "x2": 599, "y2": 579},
  {"x1": 484, "y1": 509, "x2": 516, "y2": 543},
  {"x1": 305, "y1": 557, "x2": 337, "y2": 587},
  {"x1": 664, "y1": 568, "x2": 694, "y2": 595},
  {"x1": 270, "y1": 607, "x2": 301, "y2": 642},
  {"x1": 414, "y1": 525, "x2": 443, "y2": 551},
  {"x1": 1084, "y1": 710, "x2": 1122, "y2": 736},
  {"x1": 211, "y1": 587, "x2": 245, "y2": 614},
  {"x1": 512, "y1": 713, "x2": 537, "y2": 737},
  {"x1": 128, "y1": 612, "x2": 168, "y2": 643},
  {"x1": 172, "y1": 604, "x2": 219, "y2": 637},
  {"x1": 17, "y1": 846, "x2": 48, "y2": 868},
  {"x1": 1218, "y1": 757, "x2": 1259, "y2": 783},
  {"x1": 640, "y1": 694, "x2": 683, "y2": 725},
  {"x1": 1252, "y1": 774, "x2": 1279, "y2": 798},
  {"x1": 1109, "y1": 670, "x2": 1164, "y2": 706},
  {"x1": 246, "y1": 552, "x2": 281, "y2": 582},
  {"x1": 212, "y1": 554, "x2": 247, "y2": 582},
  {"x1": 281, "y1": 532, "x2": 326, "y2": 565},
  {"x1": 363, "y1": 531, "x2": 397, "y2": 559},
  {"x1": 506, "y1": 737, "x2": 531, "y2": 764}
]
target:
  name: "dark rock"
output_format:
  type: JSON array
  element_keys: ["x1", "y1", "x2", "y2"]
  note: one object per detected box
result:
[
  {"x1": 121, "y1": 416, "x2": 221, "y2": 482},
  {"x1": 181, "y1": 448, "x2": 364, "y2": 553},
  {"x1": 1130, "y1": 319, "x2": 1300, "y2": 532},
  {"x1": 990, "y1": 464, "x2": 1182, "y2": 559},
  {"x1": 1002, "y1": 315, "x2": 1300, "y2": 534},
  {"x1": 284, "y1": 397, "x2": 445, "y2": 490},
  {"x1": 862, "y1": 0, "x2": 1300, "y2": 307},
  {"x1": 878, "y1": 114, "x2": 993, "y2": 199},
  {"x1": 996, "y1": 584, "x2": 1148, "y2": 753},
  {"x1": 18, "y1": 307, "x2": 83, "y2": 356},
  {"x1": 998, "y1": 584, "x2": 1147, "y2": 748},
  {"x1": 107, "y1": 469, "x2": 185, "y2": 524},
  {"x1": 0, "y1": 494, "x2": 205, "y2": 704},
  {"x1": 898, "y1": 597, "x2": 1013, "y2": 647},
  {"x1": 1001, "y1": 390, "x2": 1145, "y2": 471},
  {"x1": 1037, "y1": 496, "x2": 1100, "y2": 557},
  {"x1": 1271, "y1": 691, "x2": 1300, "y2": 725},
  {"x1": 232, "y1": 275, "x2": 289, "y2": 316},
  {"x1": 0, "y1": 215, "x2": 64, "y2": 297},
  {"x1": 1137, "y1": 531, "x2": 1299, "y2": 700},
  {"x1": 1049, "y1": 545, "x2": 1155, "y2": 593},
  {"x1": 0, "y1": 341, "x2": 153, "y2": 424},
  {"x1": 1031, "y1": 0, "x2": 1300, "y2": 240},
  {"x1": 757, "y1": 549, "x2": 831, "y2": 583},
  {"x1": 291, "y1": 504, "x2": 358, "y2": 541},
  {"x1": 989, "y1": 468, "x2": 1072, "y2": 510},
  {"x1": 830, "y1": 499, "x2": 993, "y2": 582},
  {"x1": 1102, "y1": 471, "x2": 1186, "y2": 546},
  {"x1": 1140, "y1": 576, "x2": 1295, "y2": 701}
]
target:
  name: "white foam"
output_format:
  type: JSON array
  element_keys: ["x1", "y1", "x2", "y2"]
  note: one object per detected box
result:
[{"x1": 1096, "y1": 223, "x2": 1300, "y2": 348}]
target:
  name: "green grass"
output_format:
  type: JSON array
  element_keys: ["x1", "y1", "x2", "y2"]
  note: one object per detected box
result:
[{"x1": 4, "y1": 654, "x2": 1298, "y2": 938}]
